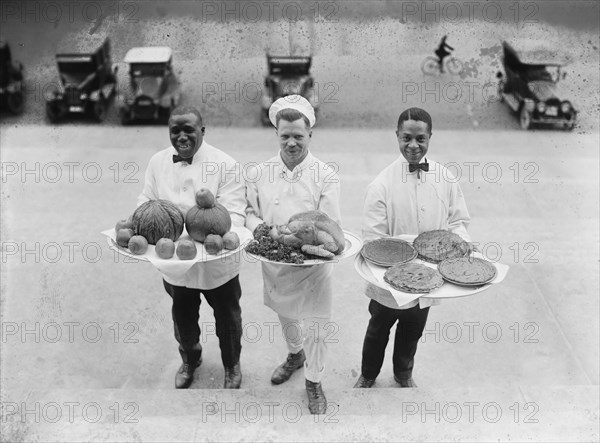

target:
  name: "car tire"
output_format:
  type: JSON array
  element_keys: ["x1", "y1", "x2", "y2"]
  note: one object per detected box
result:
[
  {"x1": 6, "y1": 91, "x2": 24, "y2": 114},
  {"x1": 119, "y1": 108, "x2": 131, "y2": 125},
  {"x1": 260, "y1": 109, "x2": 271, "y2": 126},
  {"x1": 46, "y1": 102, "x2": 64, "y2": 123},
  {"x1": 497, "y1": 80, "x2": 505, "y2": 102},
  {"x1": 519, "y1": 106, "x2": 531, "y2": 130},
  {"x1": 93, "y1": 98, "x2": 107, "y2": 122}
]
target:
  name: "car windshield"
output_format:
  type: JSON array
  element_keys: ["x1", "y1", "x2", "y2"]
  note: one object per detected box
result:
[
  {"x1": 523, "y1": 65, "x2": 560, "y2": 82},
  {"x1": 58, "y1": 61, "x2": 95, "y2": 86}
]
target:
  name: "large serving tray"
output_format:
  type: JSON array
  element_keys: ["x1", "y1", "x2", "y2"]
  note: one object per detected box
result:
[
  {"x1": 245, "y1": 230, "x2": 363, "y2": 266},
  {"x1": 102, "y1": 225, "x2": 253, "y2": 276},
  {"x1": 354, "y1": 234, "x2": 509, "y2": 308}
]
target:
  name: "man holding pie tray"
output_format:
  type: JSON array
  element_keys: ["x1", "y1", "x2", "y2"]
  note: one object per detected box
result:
[{"x1": 354, "y1": 107, "x2": 474, "y2": 389}]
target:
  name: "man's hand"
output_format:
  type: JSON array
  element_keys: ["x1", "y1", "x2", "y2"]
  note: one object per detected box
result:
[{"x1": 466, "y1": 242, "x2": 480, "y2": 256}]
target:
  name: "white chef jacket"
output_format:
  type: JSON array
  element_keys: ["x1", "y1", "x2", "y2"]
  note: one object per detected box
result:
[
  {"x1": 363, "y1": 157, "x2": 471, "y2": 309},
  {"x1": 137, "y1": 141, "x2": 246, "y2": 290},
  {"x1": 245, "y1": 151, "x2": 341, "y2": 320}
]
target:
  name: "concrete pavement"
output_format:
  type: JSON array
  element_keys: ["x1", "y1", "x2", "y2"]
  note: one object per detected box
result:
[{"x1": 1, "y1": 125, "x2": 598, "y2": 441}]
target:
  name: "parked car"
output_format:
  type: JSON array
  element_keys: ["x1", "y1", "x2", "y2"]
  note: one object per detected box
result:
[
  {"x1": 261, "y1": 55, "x2": 318, "y2": 126},
  {"x1": 45, "y1": 37, "x2": 117, "y2": 122},
  {"x1": 117, "y1": 46, "x2": 181, "y2": 124},
  {"x1": 496, "y1": 40, "x2": 577, "y2": 130},
  {"x1": 0, "y1": 40, "x2": 24, "y2": 114}
]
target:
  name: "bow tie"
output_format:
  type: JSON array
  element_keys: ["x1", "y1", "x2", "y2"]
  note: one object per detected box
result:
[
  {"x1": 409, "y1": 162, "x2": 429, "y2": 172},
  {"x1": 173, "y1": 155, "x2": 193, "y2": 165}
]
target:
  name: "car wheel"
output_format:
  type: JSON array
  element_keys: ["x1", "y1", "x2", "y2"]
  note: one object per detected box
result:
[
  {"x1": 46, "y1": 102, "x2": 64, "y2": 123},
  {"x1": 260, "y1": 109, "x2": 271, "y2": 126},
  {"x1": 119, "y1": 108, "x2": 131, "y2": 125},
  {"x1": 497, "y1": 80, "x2": 505, "y2": 102},
  {"x1": 7, "y1": 91, "x2": 24, "y2": 114},
  {"x1": 519, "y1": 106, "x2": 531, "y2": 130},
  {"x1": 93, "y1": 98, "x2": 107, "y2": 122}
]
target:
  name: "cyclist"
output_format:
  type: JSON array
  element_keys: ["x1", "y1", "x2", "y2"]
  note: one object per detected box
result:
[{"x1": 434, "y1": 35, "x2": 454, "y2": 73}]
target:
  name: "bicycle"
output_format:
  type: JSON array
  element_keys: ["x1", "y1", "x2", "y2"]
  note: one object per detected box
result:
[{"x1": 421, "y1": 55, "x2": 463, "y2": 75}]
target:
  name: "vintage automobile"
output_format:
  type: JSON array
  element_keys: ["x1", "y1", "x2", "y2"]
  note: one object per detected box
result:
[
  {"x1": 0, "y1": 40, "x2": 24, "y2": 114},
  {"x1": 117, "y1": 46, "x2": 181, "y2": 124},
  {"x1": 261, "y1": 55, "x2": 318, "y2": 126},
  {"x1": 496, "y1": 40, "x2": 577, "y2": 130},
  {"x1": 45, "y1": 37, "x2": 117, "y2": 122}
]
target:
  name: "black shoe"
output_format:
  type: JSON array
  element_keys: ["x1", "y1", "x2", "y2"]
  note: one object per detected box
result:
[
  {"x1": 394, "y1": 375, "x2": 418, "y2": 388},
  {"x1": 305, "y1": 379, "x2": 327, "y2": 415},
  {"x1": 175, "y1": 357, "x2": 202, "y2": 389},
  {"x1": 353, "y1": 375, "x2": 376, "y2": 388},
  {"x1": 270, "y1": 350, "x2": 306, "y2": 385},
  {"x1": 224, "y1": 362, "x2": 242, "y2": 389}
]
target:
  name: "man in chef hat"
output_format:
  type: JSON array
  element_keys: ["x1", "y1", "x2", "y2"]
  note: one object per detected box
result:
[{"x1": 245, "y1": 95, "x2": 341, "y2": 415}]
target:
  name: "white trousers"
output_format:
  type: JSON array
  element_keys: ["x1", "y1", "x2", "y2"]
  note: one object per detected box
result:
[{"x1": 278, "y1": 315, "x2": 330, "y2": 383}]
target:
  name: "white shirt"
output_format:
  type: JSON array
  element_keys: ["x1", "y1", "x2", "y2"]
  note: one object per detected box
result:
[
  {"x1": 363, "y1": 157, "x2": 471, "y2": 309},
  {"x1": 245, "y1": 151, "x2": 341, "y2": 319},
  {"x1": 138, "y1": 141, "x2": 246, "y2": 290}
]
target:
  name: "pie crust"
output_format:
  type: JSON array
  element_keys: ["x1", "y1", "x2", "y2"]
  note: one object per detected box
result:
[{"x1": 383, "y1": 262, "x2": 444, "y2": 293}]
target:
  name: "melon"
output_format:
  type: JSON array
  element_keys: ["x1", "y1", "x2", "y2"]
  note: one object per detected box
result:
[
  {"x1": 132, "y1": 200, "x2": 184, "y2": 245},
  {"x1": 185, "y1": 203, "x2": 232, "y2": 243}
]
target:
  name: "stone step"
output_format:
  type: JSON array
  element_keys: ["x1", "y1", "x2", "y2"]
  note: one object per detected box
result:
[{"x1": 3, "y1": 385, "x2": 598, "y2": 442}]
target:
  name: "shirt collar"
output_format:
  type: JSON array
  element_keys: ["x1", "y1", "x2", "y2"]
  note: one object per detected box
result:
[
  {"x1": 170, "y1": 141, "x2": 206, "y2": 165},
  {"x1": 278, "y1": 150, "x2": 313, "y2": 173}
]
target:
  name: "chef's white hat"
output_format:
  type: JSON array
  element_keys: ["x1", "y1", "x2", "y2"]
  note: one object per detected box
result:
[{"x1": 268, "y1": 95, "x2": 316, "y2": 128}]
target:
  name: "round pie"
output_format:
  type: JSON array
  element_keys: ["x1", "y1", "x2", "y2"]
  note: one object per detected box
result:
[
  {"x1": 383, "y1": 263, "x2": 444, "y2": 294},
  {"x1": 361, "y1": 238, "x2": 417, "y2": 267},
  {"x1": 438, "y1": 257, "x2": 497, "y2": 286},
  {"x1": 413, "y1": 230, "x2": 469, "y2": 263}
]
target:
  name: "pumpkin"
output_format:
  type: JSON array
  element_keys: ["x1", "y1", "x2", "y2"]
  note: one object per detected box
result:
[
  {"x1": 132, "y1": 200, "x2": 184, "y2": 245},
  {"x1": 195, "y1": 188, "x2": 216, "y2": 209},
  {"x1": 185, "y1": 203, "x2": 232, "y2": 242}
]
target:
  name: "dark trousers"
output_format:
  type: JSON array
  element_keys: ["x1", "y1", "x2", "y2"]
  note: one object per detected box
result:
[
  {"x1": 361, "y1": 300, "x2": 430, "y2": 380},
  {"x1": 163, "y1": 276, "x2": 242, "y2": 368}
]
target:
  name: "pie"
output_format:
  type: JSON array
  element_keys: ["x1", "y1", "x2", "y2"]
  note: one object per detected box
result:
[
  {"x1": 361, "y1": 238, "x2": 417, "y2": 267},
  {"x1": 438, "y1": 257, "x2": 497, "y2": 286},
  {"x1": 383, "y1": 263, "x2": 444, "y2": 294},
  {"x1": 413, "y1": 230, "x2": 469, "y2": 263}
]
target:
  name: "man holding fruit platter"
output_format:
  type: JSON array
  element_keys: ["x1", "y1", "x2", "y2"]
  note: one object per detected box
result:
[
  {"x1": 136, "y1": 105, "x2": 247, "y2": 390},
  {"x1": 245, "y1": 95, "x2": 341, "y2": 415}
]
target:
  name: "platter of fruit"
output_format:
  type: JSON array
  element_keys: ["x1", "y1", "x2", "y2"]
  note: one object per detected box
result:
[{"x1": 102, "y1": 189, "x2": 252, "y2": 274}]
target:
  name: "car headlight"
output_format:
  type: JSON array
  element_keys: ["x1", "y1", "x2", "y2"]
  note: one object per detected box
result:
[
  {"x1": 80, "y1": 93, "x2": 88, "y2": 100},
  {"x1": 561, "y1": 101, "x2": 571, "y2": 113},
  {"x1": 536, "y1": 102, "x2": 546, "y2": 113}
]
